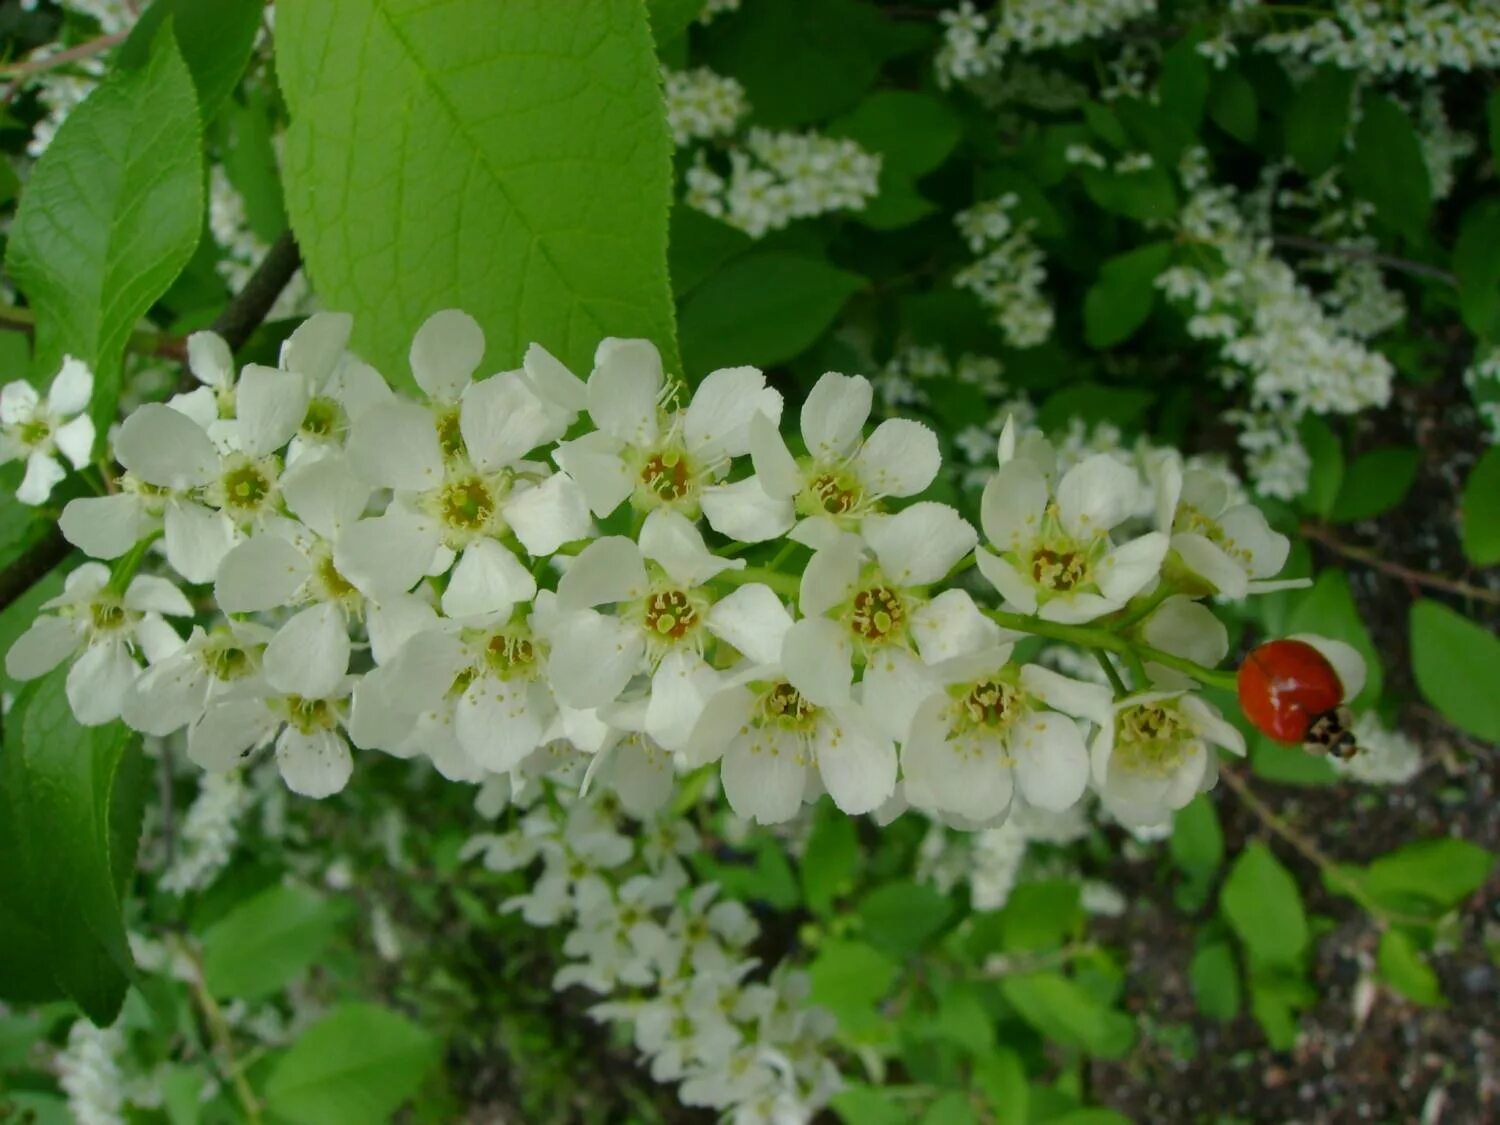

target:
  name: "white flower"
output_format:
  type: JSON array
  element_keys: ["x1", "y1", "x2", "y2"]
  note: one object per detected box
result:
[
  {"x1": 187, "y1": 676, "x2": 355, "y2": 799},
  {"x1": 545, "y1": 508, "x2": 741, "y2": 737},
  {"x1": 976, "y1": 435, "x2": 1168, "y2": 623},
  {"x1": 121, "y1": 620, "x2": 271, "y2": 736},
  {"x1": 902, "y1": 644, "x2": 1110, "y2": 824},
  {"x1": 1156, "y1": 459, "x2": 1291, "y2": 597},
  {"x1": 686, "y1": 590, "x2": 897, "y2": 822},
  {"x1": 710, "y1": 371, "x2": 939, "y2": 546},
  {"x1": 554, "y1": 337, "x2": 781, "y2": 519},
  {"x1": 4, "y1": 563, "x2": 189, "y2": 724},
  {"x1": 1090, "y1": 690, "x2": 1245, "y2": 826},
  {"x1": 0, "y1": 356, "x2": 95, "y2": 504}
]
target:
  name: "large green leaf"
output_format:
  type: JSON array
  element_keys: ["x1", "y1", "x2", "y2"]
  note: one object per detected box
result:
[
  {"x1": 998, "y1": 972, "x2": 1135, "y2": 1058},
  {"x1": 1283, "y1": 66, "x2": 1355, "y2": 176},
  {"x1": 0, "y1": 668, "x2": 147, "y2": 1024},
  {"x1": 1083, "y1": 241, "x2": 1172, "y2": 348},
  {"x1": 1410, "y1": 600, "x2": 1500, "y2": 742},
  {"x1": 200, "y1": 883, "x2": 344, "y2": 1001},
  {"x1": 276, "y1": 0, "x2": 679, "y2": 389},
  {"x1": 5, "y1": 25, "x2": 202, "y2": 430},
  {"x1": 265, "y1": 1004, "x2": 441, "y2": 1125},
  {"x1": 118, "y1": 0, "x2": 263, "y2": 124},
  {"x1": 1220, "y1": 842, "x2": 1307, "y2": 967}
]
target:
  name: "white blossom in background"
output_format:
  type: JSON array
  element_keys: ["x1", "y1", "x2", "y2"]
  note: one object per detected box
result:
[
  {"x1": 161, "y1": 770, "x2": 249, "y2": 894},
  {"x1": 1465, "y1": 347, "x2": 1500, "y2": 440},
  {"x1": 936, "y1": 0, "x2": 1157, "y2": 86},
  {"x1": 1335, "y1": 713, "x2": 1423, "y2": 785},
  {"x1": 663, "y1": 67, "x2": 748, "y2": 146},
  {"x1": 1226, "y1": 408, "x2": 1312, "y2": 501},
  {"x1": 57, "y1": 1019, "x2": 126, "y2": 1125},
  {"x1": 0, "y1": 356, "x2": 95, "y2": 504},
  {"x1": 1416, "y1": 89, "x2": 1476, "y2": 202},
  {"x1": 697, "y1": 0, "x2": 740, "y2": 24},
  {"x1": 954, "y1": 194, "x2": 1054, "y2": 348},
  {"x1": 1257, "y1": 0, "x2": 1500, "y2": 77},
  {"x1": 209, "y1": 167, "x2": 314, "y2": 320}
]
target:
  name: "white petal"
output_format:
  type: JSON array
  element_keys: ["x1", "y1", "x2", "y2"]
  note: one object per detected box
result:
[
  {"x1": 189, "y1": 698, "x2": 278, "y2": 771},
  {"x1": 781, "y1": 617, "x2": 853, "y2": 707},
  {"x1": 164, "y1": 500, "x2": 237, "y2": 585},
  {"x1": 684, "y1": 366, "x2": 782, "y2": 462},
  {"x1": 1172, "y1": 532, "x2": 1248, "y2": 598},
  {"x1": 132, "y1": 613, "x2": 185, "y2": 664},
  {"x1": 865, "y1": 502, "x2": 976, "y2": 586},
  {"x1": 187, "y1": 331, "x2": 235, "y2": 389},
  {"x1": 1289, "y1": 634, "x2": 1366, "y2": 702},
  {"x1": 523, "y1": 343, "x2": 587, "y2": 415},
  {"x1": 365, "y1": 593, "x2": 439, "y2": 665},
  {"x1": 547, "y1": 610, "x2": 647, "y2": 709},
  {"x1": 60, "y1": 495, "x2": 150, "y2": 560},
  {"x1": 347, "y1": 400, "x2": 444, "y2": 490},
  {"x1": 457, "y1": 679, "x2": 547, "y2": 772},
  {"x1": 264, "y1": 603, "x2": 349, "y2": 699},
  {"x1": 1141, "y1": 596, "x2": 1228, "y2": 668},
  {"x1": 461, "y1": 372, "x2": 555, "y2": 470},
  {"x1": 123, "y1": 649, "x2": 209, "y2": 735},
  {"x1": 1154, "y1": 454, "x2": 1183, "y2": 532},
  {"x1": 1096, "y1": 532, "x2": 1169, "y2": 604},
  {"x1": 1180, "y1": 695, "x2": 1246, "y2": 756},
  {"x1": 980, "y1": 459, "x2": 1048, "y2": 551},
  {"x1": 552, "y1": 431, "x2": 632, "y2": 518},
  {"x1": 748, "y1": 410, "x2": 802, "y2": 499},
  {"x1": 17, "y1": 452, "x2": 65, "y2": 504},
  {"x1": 0, "y1": 380, "x2": 37, "y2": 424},
  {"x1": 47, "y1": 356, "x2": 93, "y2": 415},
  {"x1": 1038, "y1": 592, "x2": 1117, "y2": 624},
  {"x1": 5, "y1": 615, "x2": 81, "y2": 680},
  {"x1": 168, "y1": 386, "x2": 219, "y2": 431},
  {"x1": 588, "y1": 338, "x2": 662, "y2": 445},
  {"x1": 855, "y1": 418, "x2": 940, "y2": 498},
  {"x1": 700, "y1": 476, "x2": 795, "y2": 543},
  {"x1": 282, "y1": 454, "x2": 370, "y2": 540},
  {"x1": 334, "y1": 508, "x2": 439, "y2": 598},
  {"x1": 236, "y1": 365, "x2": 310, "y2": 456},
  {"x1": 800, "y1": 373, "x2": 871, "y2": 461},
  {"x1": 722, "y1": 734, "x2": 807, "y2": 824},
  {"x1": 348, "y1": 667, "x2": 418, "y2": 752},
  {"x1": 1057, "y1": 454, "x2": 1138, "y2": 538},
  {"x1": 53, "y1": 414, "x2": 95, "y2": 468},
  {"x1": 910, "y1": 588, "x2": 1002, "y2": 665},
  {"x1": 686, "y1": 682, "x2": 757, "y2": 767},
  {"x1": 276, "y1": 727, "x2": 353, "y2": 798},
  {"x1": 122, "y1": 574, "x2": 193, "y2": 616},
  {"x1": 327, "y1": 358, "x2": 392, "y2": 419},
  {"x1": 1219, "y1": 504, "x2": 1290, "y2": 580},
  {"x1": 557, "y1": 536, "x2": 647, "y2": 610},
  {"x1": 902, "y1": 697, "x2": 1011, "y2": 822},
  {"x1": 798, "y1": 532, "x2": 863, "y2": 617},
  {"x1": 54, "y1": 563, "x2": 109, "y2": 603},
  {"x1": 281, "y1": 312, "x2": 353, "y2": 384},
  {"x1": 705, "y1": 583, "x2": 792, "y2": 664},
  {"x1": 1020, "y1": 663, "x2": 1113, "y2": 725},
  {"x1": 442, "y1": 539, "x2": 537, "y2": 618},
  {"x1": 116, "y1": 404, "x2": 220, "y2": 489},
  {"x1": 975, "y1": 547, "x2": 1038, "y2": 614},
  {"x1": 66, "y1": 640, "x2": 137, "y2": 725},
  {"x1": 644, "y1": 648, "x2": 717, "y2": 751},
  {"x1": 505, "y1": 472, "x2": 591, "y2": 557},
  {"x1": 859, "y1": 647, "x2": 933, "y2": 743},
  {"x1": 601, "y1": 738, "x2": 675, "y2": 818},
  {"x1": 815, "y1": 707, "x2": 897, "y2": 815},
  {"x1": 1010, "y1": 711, "x2": 1089, "y2": 811},
  {"x1": 410, "y1": 308, "x2": 482, "y2": 400},
  {"x1": 215, "y1": 534, "x2": 311, "y2": 613},
  {"x1": 639, "y1": 508, "x2": 741, "y2": 587}
]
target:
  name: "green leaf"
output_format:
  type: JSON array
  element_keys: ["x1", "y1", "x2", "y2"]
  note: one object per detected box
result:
[
  {"x1": 1248, "y1": 974, "x2": 1305, "y2": 1049},
  {"x1": 998, "y1": 880, "x2": 1082, "y2": 953},
  {"x1": 1079, "y1": 164, "x2": 1177, "y2": 222},
  {"x1": 801, "y1": 803, "x2": 860, "y2": 917},
  {"x1": 1454, "y1": 201, "x2": 1500, "y2": 340},
  {"x1": 1208, "y1": 69, "x2": 1257, "y2": 143},
  {"x1": 1299, "y1": 415, "x2": 1343, "y2": 519},
  {"x1": 1190, "y1": 941, "x2": 1241, "y2": 1020},
  {"x1": 921, "y1": 1092, "x2": 979, "y2": 1125},
  {"x1": 1283, "y1": 66, "x2": 1355, "y2": 176},
  {"x1": 0, "y1": 669, "x2": 146, "y2": 1024},
  {"x1": 220, "y1": 88, "x2": 290, "y2": 245},
  {"x1": 856, "y1": 880, "x2": 952, "y2": 956},
  {"x1": 1352, "y1": 837, "x2": 1496, "y2": 912},
  {"x1": 699, "y1": 0, "x2": 891, "y2": 126},
  {"x1": 1083, "y1": 241, "x2": 1172, "y2": 348},
  {"x1": 119, "y1": 0, "x2": 263, "y2": 123},
  {"x1": 645, "y1": 0, "x2": 702, "y2": 45},
  {"x1": 830, "y1": 1086, "x2": 910, "y2": 1125},
  {"x1": 1170, "y1": 795, "x2": 1224, "y2": 883},
  {"x1": 1462, "y1": 447, "x2": 1500, "y2": 565},
  {"x1": 973, "y1": 1049, "x2": 1029, "y2": 1125},
  {"x1": 199, "y1": 883, "x2": 343, "y2": 1001},
  {"x1": 999, "y1": 972, "x2": 1135, "y2": 1058},
  {"x1": 1329, "y1": 447, "x2": 1418, "y2": 523},
  {"x1": 1289, "y1": 570, "x2": 1381, "y2": 707},
  {"x1": 1220, "y1": 842, "x2": 1307, "y2": 966},
  {"x1": 1158, "y1": 38, "x2": 1210, "y2": 130},
  {"x1": 829, "y1": 91, "x2": 962, "y2": 180},
  {"x1": 1347, "y1": 94, "x2": 1432, "y2": 238},
  {"x1": 1410, "y1": 600, "x2": 1500, "y2": 742},
  {"x1": 265, "y1": 1003, "x2": 441, "y2": 1125},
  {"x1": 276, "y1": 0, "x2": 680, "y2": 387},
  {"x1": 1037, "y1": 383, "x2": 1155, "y2": 433},
  {"x1": 1250, "y1": 735, "x2": 1338, "y2": 788},
  {"x1": 669, "y1": 205, "x2": 753, "y2": 299},
  {"x1": 1377, "y1": 929, "x2": 1444, "y2": 1006},
  {"x1": 808, "y1": 939, "x2": 899, "y2": 1037},
  {"x1": 678, "y1": 253, "x2": 864, "y2": 376},
  {"x1": 5, "y1": 24, "x2": 202, "y2": 429}
]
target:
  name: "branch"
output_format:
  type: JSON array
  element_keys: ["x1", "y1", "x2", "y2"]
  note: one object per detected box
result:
[
  {"x1": 1271, "y1": 233, "x2": 1458, "y2": 288},
  {"x1": 177, "y1": 230, "x2": 302, "y2": 392},
  {"x1": 0, "y1": 305, "x2": 186, "y2": 363},
  {"x1": 1301, "y1": 522, "x2": 1500, "y2": 607},
  {"x1": 0, "y1": 31, "x2": 127, "y2": 80}
]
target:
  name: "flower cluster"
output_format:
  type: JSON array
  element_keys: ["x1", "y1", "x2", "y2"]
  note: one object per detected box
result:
[
  {"x1": 1257, "y1": 0, "x2": 1500, "y2": 77},
  {"x1": 953, "y1": 193, "x2": 1055, "y2": 348},
  {"x1": 937, "y1": 0, "x2": 1157, "y2": 86},
  {"x1": 5, "y1": 308, "x2": 1347, "y2": 833},
  {"x1": 465, "y1": 761, "x2": 840, "y2": 1123},
  {"x1": 663, "y1": 67, "x2": 749, "y2": 147},
  {"x1": 684, "y1": 128, "x2": 881, "y2": 238}
]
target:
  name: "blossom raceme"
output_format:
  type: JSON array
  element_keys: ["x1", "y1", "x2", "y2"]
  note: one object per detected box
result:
[
  {"x1": 7, "y1": 307, "x2": 1332, "y2": 834},
  {"x1": 0, "y1": 356, "x2": 95, "y2": 505}
]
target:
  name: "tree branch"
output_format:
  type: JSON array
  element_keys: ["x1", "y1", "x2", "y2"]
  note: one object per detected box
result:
[
  {"x1": 1271, "y1": 233, "x2": 1458, "y2": 288},
  {"x1": 1301, "y1": 521, "x2": 1500, "y2": 607}
]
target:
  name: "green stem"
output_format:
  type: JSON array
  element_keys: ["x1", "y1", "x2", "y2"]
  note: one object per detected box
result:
[
  {"x1": 106, "y1": 533, "x2": 160, "y2": 596},
  {"x1": 1112, "y1": 583, "x2": 1175, "y2": 631},
  {"x1": 767, "y1": 539, "x2": 798, "y2": 572},
  {"x1": 715, "y1": 565, "x2": 800, "y2": 598},
  {"x1": 1094, "y1": 650, "x2": 1128, "y2": 697},
  {"x1": 1135, "y1": 643, "x2": 1238, "y2": 693}
]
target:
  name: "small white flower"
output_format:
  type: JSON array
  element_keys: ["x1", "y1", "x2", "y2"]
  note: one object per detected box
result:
[
  {"x1": 121, "y1": 620, "x2": 271, "y2": 736},
  {"x1": 0, "y1": 357, "x2": 95, "y2": 504},
  {"x1": 187, "y1": 676, "x2": 355, "y2": 799},
  {"x1": 5, "y1": 562, "x2": 189, "y2": 725},
  {"x1": 1156, "y1": 459, "x2": 1291, "y2": 597}
]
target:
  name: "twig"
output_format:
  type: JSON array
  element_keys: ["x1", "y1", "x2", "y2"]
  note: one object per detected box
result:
[
  {"x1": 172, "y1": 936, "x2": 264, "y2": 1124},
  {"x1": 1272, "y1": 233, "x2": 1458, "y2": 288},
  {"x1": 1218, "y1": 767, "x2": 1433, "y2": 930},
  {"x1": 0, "y1": 305, "x2": 186, "y2": 362},
  {"x1": 1301, "y1": 522, "x2": 1500, "y2": 607},
  {"x1": 0, "y1": 530, "x2": 70, "y2": 613},
  {"x1": 178, "y1": 230, "x2": 302, "y2": 391},
  {"x1": 0, "y1": 31, "x2": 127, "y2": 81}
]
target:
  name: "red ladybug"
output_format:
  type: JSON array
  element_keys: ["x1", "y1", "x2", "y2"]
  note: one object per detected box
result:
[{"x1": 1237, "y1": 639, "x2": 1359, "y2": 759}]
